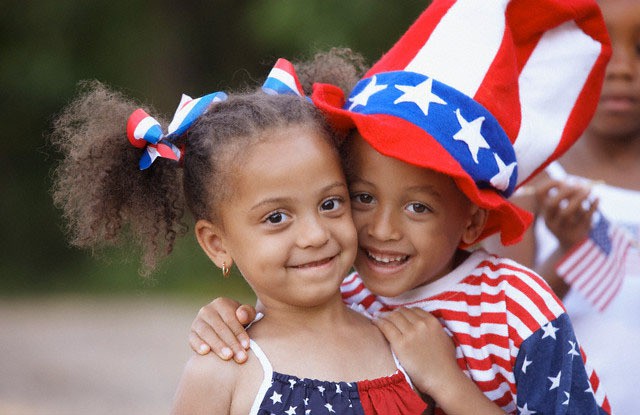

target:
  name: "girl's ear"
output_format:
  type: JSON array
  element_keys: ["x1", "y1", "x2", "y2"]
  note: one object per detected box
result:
[
  {"x1": 462, "y1": 205, "x2": 489, "y2": 245},
  {"x1": 195, "y1": 219, "x2": 233, "y2": 269}
]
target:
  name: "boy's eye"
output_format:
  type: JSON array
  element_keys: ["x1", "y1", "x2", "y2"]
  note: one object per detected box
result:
[
  {"x1": 320, "y1": 197, "x2": 342, "y2": 212},
  {"x1": 352, "y1": 193, "x2": 374, "y2": 204},
  {"x1": 266, "y1": 211, "x2": 289, "y2": 224},
  {"x1": 406, "y1": 202, "x2": 431, "y2": 214}
]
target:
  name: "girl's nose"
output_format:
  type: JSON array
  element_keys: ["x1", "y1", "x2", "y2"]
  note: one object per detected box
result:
[{"x1": 297, "y1": 215, "x2": 330, "y2": 248}]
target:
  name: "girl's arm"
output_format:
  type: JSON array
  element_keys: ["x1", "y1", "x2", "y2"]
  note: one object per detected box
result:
[
  {"x1": 171, "y1": 353, "x2": 235, "y2": 415},
  {"x1": 373, "y1": 307, "x2": 504, "y2": 415},
  {"x1": 190, "y1": 297, "x2": 257, "y2": 362}
]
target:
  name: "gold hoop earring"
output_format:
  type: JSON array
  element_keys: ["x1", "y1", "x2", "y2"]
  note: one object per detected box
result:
[{"x1": 221, "y1": 262, "x2": 231, "y2": 278}]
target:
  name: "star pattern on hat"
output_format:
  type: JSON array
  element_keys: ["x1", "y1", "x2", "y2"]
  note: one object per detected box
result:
[
  {"x1": 453, "y1": 109, "x2": 490, "y2": 164},
  {"x1": 345, "y1": 71, "x2": 518, "y2": 197},
  {"x1": 394, "y1": 78, "x2": 446, "y2": 116},
  {"x1": 490, "y1": 153, "x2": 516, "y2": 191},
  {"x1": 348, "y1": 75, "x2": 388, "y2": 110}
]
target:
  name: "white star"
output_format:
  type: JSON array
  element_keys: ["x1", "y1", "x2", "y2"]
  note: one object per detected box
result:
[
  {"x1": 517, "y1": 403, "x2": 537, "y2": 415},
  {"x1": 568, "y1": 340, "x2": 580, "y2": 358},
  {"x1": 453, "y1": 109, "x2": 490, "y2": 164},
  {"x1": 548, "y1": 370, "x2": 562, "y2": 390},
  {"x1": 289, "y1": 379, "x2": 297, "y2": 389},
  {"x1": 541, "y1": 322, "x2": 559, "y2": 340},
  {"x1": 324, "y1": 403, "x2": 336, "y2": 413},
  {"x1": 348, "y1": 75, "x2": 387, "y2": 110},
  {"x1": 521, "y1": 356, "x2": 533, "y2": 374},
  {"x1": 304, "y1": 398, "x2": 309, "y2": 406},
  {"x1": 393, "y1": 78, "x2": 446, "y2": 116},
  {"x1": 335, "y1": 384, "x2": 342, "y2": 394},
  {"x1": 285, "y1": 406, "x2": 298, "y2": 415},
  {"x1": 585, "y1": 384, "x2": 595, "y2": 395},
  {"x1": 270, "y1": 391, "x2": 282, "y2": 405},
  {"x1": 490, "y1": 153, "x2": 516, "y2": 191},
  {"x1": 305, "y1": 410, "x2": 311, "y2": 415},
  {"x1": 562, "y1": 391, "x2": 571, "y2": 406},
  {"x1": 317, "y1": 385, "x2": 325, "y2": 394}
]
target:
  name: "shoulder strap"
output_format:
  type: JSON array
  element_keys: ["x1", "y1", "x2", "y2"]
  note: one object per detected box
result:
[{"x1": 248, "y1": 339, "x2": 274, "y2": 415}]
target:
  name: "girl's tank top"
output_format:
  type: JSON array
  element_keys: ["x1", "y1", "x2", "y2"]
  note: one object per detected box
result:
[{"x1": 248, "y1": 339, "x2": 427, "y2": 415}]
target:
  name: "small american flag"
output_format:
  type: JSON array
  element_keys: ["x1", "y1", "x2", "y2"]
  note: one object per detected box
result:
[{"x1": 556, "y1": 213, "x2": 635, "y2": 311}]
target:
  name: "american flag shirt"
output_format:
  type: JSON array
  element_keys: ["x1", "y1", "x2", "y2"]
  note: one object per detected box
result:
[{"x1": 341, "y1": 249, "x2": 611, "y2": 414}]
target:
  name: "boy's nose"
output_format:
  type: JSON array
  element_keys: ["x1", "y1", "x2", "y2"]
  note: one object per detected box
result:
[{"x1": 368, "y1": 208, "x2": 402, "y2": 241}]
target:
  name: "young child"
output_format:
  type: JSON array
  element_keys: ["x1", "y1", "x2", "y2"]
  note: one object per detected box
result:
[
  {"x1": 485, "y1": 0, "x2": 640, "y2": 412},
  {"x1": 189, "y1": 0, "x2": 614, "y2": 413},
  {"x1": 50, "y1": 75, "x2": 508, "y2": 414}
]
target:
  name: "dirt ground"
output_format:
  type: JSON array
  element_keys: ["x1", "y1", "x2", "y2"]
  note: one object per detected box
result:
[{"x1": 0, "y1": 295, "x2": 206, "y2": 415}]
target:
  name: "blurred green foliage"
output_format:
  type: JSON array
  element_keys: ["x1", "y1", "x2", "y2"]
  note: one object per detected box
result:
[{"x1": 1, "y1": 0, "x2": 427, "y2": 296}]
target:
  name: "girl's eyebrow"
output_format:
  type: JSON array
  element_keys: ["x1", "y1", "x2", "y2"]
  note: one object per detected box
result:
[{"x1": 249, "y1": 181, "x2": 347, "y2": 211}]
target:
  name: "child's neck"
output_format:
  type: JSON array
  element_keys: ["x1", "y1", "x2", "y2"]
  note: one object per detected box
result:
[{"x1": 257, "y1": 293, "x2": 357, "y2": 334}]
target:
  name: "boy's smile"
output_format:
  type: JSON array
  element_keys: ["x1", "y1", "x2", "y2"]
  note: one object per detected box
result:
[{"x1": 346, "y1": 133, "x2": 485, "y2": 298}]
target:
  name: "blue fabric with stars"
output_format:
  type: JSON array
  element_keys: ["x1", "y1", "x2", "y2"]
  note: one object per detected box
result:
[
  {"x1": 257, "y1": 372, "x2": 367, "y2": 414},
  {"x1": 346, "y1": 71, "x2": 518, "y2": 197},
  {"x1": 249, "y1": 340, "x2": 426, "y2": 415},
  {"x1": 514, "y1": 313, "x2": 608, "y2": 415}
]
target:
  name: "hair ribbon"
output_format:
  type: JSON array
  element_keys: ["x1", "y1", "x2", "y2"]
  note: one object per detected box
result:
[
  {"x1": 261, "y1": 58, "x2": 310, "y2": 102},
  {"x1": 126, "y1": 91, "x2": 227, "y2": 169}
]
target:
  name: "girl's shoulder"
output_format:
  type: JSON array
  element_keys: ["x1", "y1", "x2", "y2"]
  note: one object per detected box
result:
[{"x1": 171, "y1": 350, "x2": 264, "y2": 415}]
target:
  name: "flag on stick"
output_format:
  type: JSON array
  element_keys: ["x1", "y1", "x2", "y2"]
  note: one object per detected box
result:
[{"x1": 556, "y1": 213, "x2": 635, "y2": 311}]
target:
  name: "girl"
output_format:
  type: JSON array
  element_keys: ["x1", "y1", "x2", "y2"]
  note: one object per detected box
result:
[{"x1": 50, "y1": 79, "x2": 502, "y2": 414}]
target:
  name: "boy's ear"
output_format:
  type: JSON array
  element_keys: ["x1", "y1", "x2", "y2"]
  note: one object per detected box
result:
[
  {"x1": 195, "y1": 219, "x2": 233, "y2": 269},
  {"x1": 462, "y1": 205, "x2": 489, "y2": 245}
]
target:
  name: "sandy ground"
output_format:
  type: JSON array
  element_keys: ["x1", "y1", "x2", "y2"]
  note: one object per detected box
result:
[{"x1": 0, "y1": 295, "x2": 206, "y2": 415}]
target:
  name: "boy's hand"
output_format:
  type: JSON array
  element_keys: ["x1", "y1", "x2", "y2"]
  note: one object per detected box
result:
[
  {"x1": 372, "y1": 307, "x2": 458, "y2": 396},
  {"x1": 374, "y1": 308, "x2": 504, "y2": 414},
  {"x1": 189, "y1": 297, "x2": 257, "y2": 363}
]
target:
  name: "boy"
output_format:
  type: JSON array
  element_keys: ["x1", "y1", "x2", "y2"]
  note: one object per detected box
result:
[{"x1": 190, "y1": 0, "x2": 612, "y2": 413}]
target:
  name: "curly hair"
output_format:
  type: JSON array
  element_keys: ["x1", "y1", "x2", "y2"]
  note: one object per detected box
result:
[{"x1": 50, "y1": 48, "x2": 367, "y2": 274}]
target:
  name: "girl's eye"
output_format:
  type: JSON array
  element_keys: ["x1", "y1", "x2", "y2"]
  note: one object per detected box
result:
[
  {"x1": 265, "y1": 211, "x2": 289, "y2": 224},
  {"x1": 352, "y1": 193, "x2": 374, "y2": 204},
  {"x1": 320, "y1": 197, "x2": 342, "y2": 212},
  {"x1": 406, "y1": 203, "x2": 431, "y2": 214}
]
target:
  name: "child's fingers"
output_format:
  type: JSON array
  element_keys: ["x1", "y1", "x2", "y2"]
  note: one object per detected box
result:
[
  {"x1": 189, "y1": 325, "x2": 233, "y2": 360},
  {"x1": 189, "y1": 330, "x2": 211, "y2": 355},
  {"x1": 235, "y1": 305, "x2": 257, "y2": 350},
  {"x1": 372, "y1": 314, "x2": 403, "y2": 340}
]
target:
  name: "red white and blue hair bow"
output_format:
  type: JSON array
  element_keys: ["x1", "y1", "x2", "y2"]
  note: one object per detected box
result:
[
  {"x1": 126, "y1": 91, "x2": 227, "y2": 169},
  {"x1": 262, "y1": 58, "x2": 310, "y2": 101}
]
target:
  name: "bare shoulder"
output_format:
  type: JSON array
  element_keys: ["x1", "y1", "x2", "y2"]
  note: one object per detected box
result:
[
  {"x1": 171, "y1": 348, "x2": 266, "y2": 415},
  {"x1": 171, "y1": 353, "x2": 236, "y2": 415}
]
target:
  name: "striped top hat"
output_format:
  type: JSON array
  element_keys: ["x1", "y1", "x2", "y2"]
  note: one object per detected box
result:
[{"x1": 311, "y1": 0, "x2": 611, "y2": 245}]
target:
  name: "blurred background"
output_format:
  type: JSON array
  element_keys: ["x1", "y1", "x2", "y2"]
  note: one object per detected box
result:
[{"x1": 1, "y1": 1, "x2": 427, "y2": 413}]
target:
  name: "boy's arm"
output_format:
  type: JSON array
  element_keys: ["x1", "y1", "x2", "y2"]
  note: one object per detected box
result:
[
  {"x1": 514, "y1": 313, "x2": 611, "y2": 414},
  {"x1": 190, "y1": 297, "x2": 257, "y2": 363},
  {"x1": 373, "y1": 307, "x2": 504, "y2": 415}
]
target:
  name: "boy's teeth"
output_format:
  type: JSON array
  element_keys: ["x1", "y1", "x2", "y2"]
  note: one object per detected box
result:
[{"x1": 368, "y1": 252, "x2": 406, "y2": 263}]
